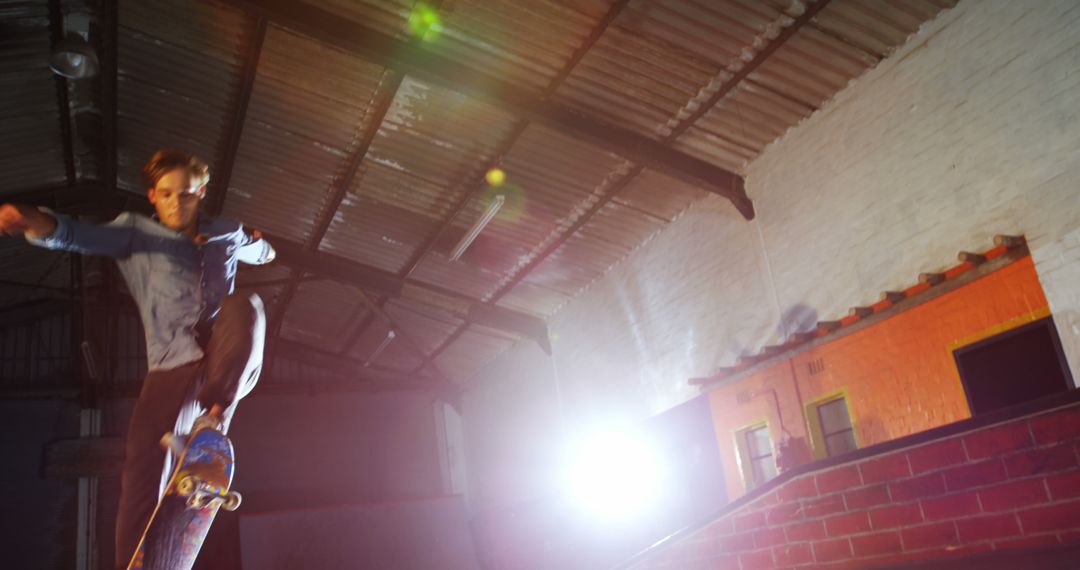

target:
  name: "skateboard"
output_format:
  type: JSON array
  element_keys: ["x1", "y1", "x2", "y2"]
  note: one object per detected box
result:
[{"x1": 126, "y1": 427, "x2": 241, "y2": 570}]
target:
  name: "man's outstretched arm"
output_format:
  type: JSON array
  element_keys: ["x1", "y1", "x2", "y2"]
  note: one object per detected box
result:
[{"x1": 0, "y1": 203, "x2": 136, "y2": 258}]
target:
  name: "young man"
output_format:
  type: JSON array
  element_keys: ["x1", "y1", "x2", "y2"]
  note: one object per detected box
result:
[{"x1": 0, "y1": 149, "x2": 274, "y2": 567}]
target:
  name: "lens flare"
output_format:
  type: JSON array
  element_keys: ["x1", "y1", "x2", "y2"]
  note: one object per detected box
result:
[
  {"x1": 485, "y1": 167, "x2": 506, "y2": 187},
  {"x1": 408, "y1": 4, "x2": 442, "y2": 41},
  {"x1": 482, "y1": 181, "x2": 526, "y2": 223}
]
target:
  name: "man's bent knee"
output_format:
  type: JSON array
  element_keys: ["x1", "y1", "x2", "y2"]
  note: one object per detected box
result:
[{"x1": 218, "y1": 292, "x2": 262, "y2": 324}]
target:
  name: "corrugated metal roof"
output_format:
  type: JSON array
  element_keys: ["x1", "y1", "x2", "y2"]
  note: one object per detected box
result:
[
  {"x1": 407, "y1": 124, "x2": 626, "y2": 301},
  {"x1": 385, "y1": 298, "x2": 462, "y2": 353},
  {"x1": 673, "y1": 0, "x2": 956, "y2": 171},
  {"x1": 0, "y1": 1, "x2": 66, "y2": 193},
  {"x1": 300, "y1": 0, "x2": 414, "y2": 39},
  {"x1": 613, "y1": 168, "x2": 706, "y2": 223},
  {"x1": 114, "y1": 0, "x2": 240, "y2": 197},
  {"x1": 554, "y1": 0, "x2": 739, "y2": 138},
  {"x1": 319, "y1": 76, "x2": 516, "y2": 273},
  {"x1": 495, "y1": 280, "x2": 571, "y2": 318},
  {"x1": 523, "y1": 200, "x2": 665, "y2": 296},
  {"x1": 1, "y1": 0, "x2": 958, "y2": 384},
  {"x1": 280, "y1": 278, "x2": 369, "y2": 352},
  {"x1": 368, "y1": 298, "x2": 463, "y2": 371},
  {"x1": 433, "y1": 0, "x2": 612, "y2": 91},
  {"x1": 370, "y1": 337, "x2": 428, "y2": 371},
  {"x1": 409, "y1": 253, "x2": 504, "y2": 301},
  {"x1": 116, "y1": 0, "x2": 251, "y2": 193},
  {"x1": 816, "y1": 0, "x2": 953, "y2": 57},
  {"x1": 223, "y1": 24, "x2": 388, "y2": 242},
  {"x1": 344, "y1": 315, "x2": 395, "y2": 362},
  {"x1": 433, "y1": 324, "x2": 516, "y2": 383},
  {"x1": 322, "y1": 192, "x2": 437, "y2": 274},
  {"x1": 0, "y1": 0, "x2": 69, "y2": 306}
]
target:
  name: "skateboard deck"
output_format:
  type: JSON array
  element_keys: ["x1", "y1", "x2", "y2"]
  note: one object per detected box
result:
[{"x1": 126, "y1": 427, "x2": 240, "y2": 570}]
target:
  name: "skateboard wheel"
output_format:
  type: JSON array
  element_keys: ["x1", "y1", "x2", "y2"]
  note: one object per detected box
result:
[
  {"x1": 223, "y1": 491, "x2": 242, "y2": 511},
  {"x1": 177, "y1": 476, "x2": 195, "y2": 496}
]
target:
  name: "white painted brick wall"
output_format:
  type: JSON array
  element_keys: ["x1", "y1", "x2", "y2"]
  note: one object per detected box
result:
[
  {"x1": 750, "y1": 0, "x2": 1080, "y2": 388},
  {"x1": 1033, "y1": 226, "x2": 1080, "y2": 379},
  {"x1": 546, "y1": 197, "x2": 776, "y2": 417},
  {"x1": 465, "y1": 0, "x2": 1080, "y2": 502}
]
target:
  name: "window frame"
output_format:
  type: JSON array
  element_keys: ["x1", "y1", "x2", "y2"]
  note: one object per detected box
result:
[
  {"x1": 817, "y1": 398, "x2": 857, "y2": 457},
  {"x1": 735, "y1": 420, "x2": 777, "y2": 491},
  {"x1": 805, "y1": 389, "x2": 859, "y2": 460}
]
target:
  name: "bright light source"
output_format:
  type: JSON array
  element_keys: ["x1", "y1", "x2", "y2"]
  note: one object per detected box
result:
[{"x1": 561, "y1": 426, "x2": 666, "y2": 523}]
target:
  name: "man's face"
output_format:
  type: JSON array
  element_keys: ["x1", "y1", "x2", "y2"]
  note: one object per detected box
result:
[{"x1": 147, "y1": 168, "x2": 204, "y2": 232}]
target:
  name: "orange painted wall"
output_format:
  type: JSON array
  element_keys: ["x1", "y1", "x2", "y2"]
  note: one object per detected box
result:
[{"x1": 708, "y1": 256, "x2": 1050, "y2": 502}]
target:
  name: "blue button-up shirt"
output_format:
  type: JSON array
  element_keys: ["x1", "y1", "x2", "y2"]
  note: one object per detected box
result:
[{"x1": 27, "y1": 210, "x2": 275, "y2": 371}]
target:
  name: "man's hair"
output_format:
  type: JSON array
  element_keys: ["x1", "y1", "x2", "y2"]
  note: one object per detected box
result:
[{"x1": 141, "y1": 149, "x2": 210, "y2": 189}]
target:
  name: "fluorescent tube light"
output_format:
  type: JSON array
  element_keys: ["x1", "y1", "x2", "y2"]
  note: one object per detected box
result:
[{"x1": 450, "y1": 194, "x2": 504, "y2": 262}]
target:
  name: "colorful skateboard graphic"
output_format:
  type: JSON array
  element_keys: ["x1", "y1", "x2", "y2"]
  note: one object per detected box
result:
[{"x1": 126, "y1": 428, "x2": 240, "y2": 570}]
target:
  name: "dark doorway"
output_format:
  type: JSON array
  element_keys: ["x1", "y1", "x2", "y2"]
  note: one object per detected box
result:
[{"x1": 953, "y1": 317, "x2": 1073, "y2": 415}]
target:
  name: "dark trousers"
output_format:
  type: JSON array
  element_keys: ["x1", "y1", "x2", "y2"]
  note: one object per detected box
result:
[{"x1": 114, "y1": 293, "x2": 265, "y2": 568}]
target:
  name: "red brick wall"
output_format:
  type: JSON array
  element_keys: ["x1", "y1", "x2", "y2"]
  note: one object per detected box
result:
[
  {"x1": 709, "y1": 256, "x2": 1051, "y2": 502},
  {"x1": 633, "y1": 398, "x2": 1080, "y2": 569}
]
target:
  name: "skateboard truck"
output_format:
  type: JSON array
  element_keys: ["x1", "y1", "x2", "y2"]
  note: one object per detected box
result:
[
  {"x1": 177, "y1": 476, "x2": 242, "y2": 511},
  {"x1": 158, "y1": 432, "x2": 241, "y2": 510}
]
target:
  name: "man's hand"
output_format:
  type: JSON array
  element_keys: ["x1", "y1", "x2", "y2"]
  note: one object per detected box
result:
[
  {"x1": 245, "y1": 227, "x2": 276, "y2": 263},
  {"x1": 0, "y1": 204, "x2": 57, "y2": 239}
]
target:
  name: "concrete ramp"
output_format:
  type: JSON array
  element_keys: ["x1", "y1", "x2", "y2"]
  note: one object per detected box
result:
[{"x1": 240, "y1": 495, "x2": 479, "y2": 570}]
